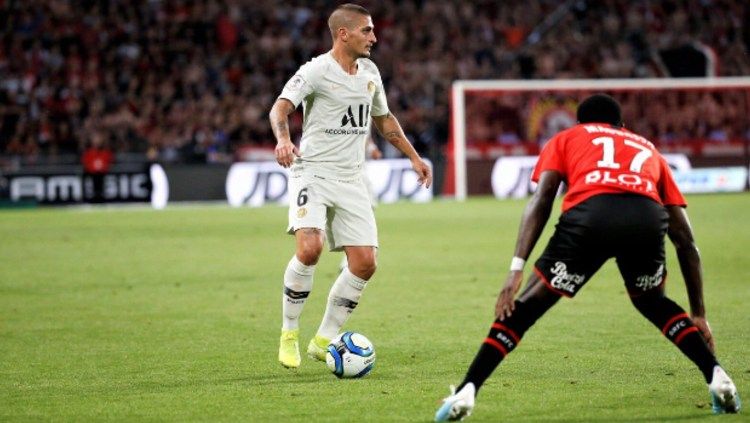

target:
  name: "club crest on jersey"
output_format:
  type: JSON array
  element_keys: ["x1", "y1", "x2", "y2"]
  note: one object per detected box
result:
[
  {"x1": 297, "y1": 207, "x2": 307, "y2": 218},
  {"x1": 286, "y1": 75, "x2": 306, "y2": 91},
  {"x1": 367, "y1": 80, "x2": 376, "y2": 95}
]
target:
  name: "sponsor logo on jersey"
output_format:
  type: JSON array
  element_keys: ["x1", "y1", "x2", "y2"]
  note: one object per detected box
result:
[
  {"x1": 549, "y1": 261, "x2": 586, "y2": 293},
  {"x1": 340, "y1": 104, "x2": 370, "y2": 127},
  {"x1": 584, "y1": 170, "x2": 655, "y2": 193},
  {"x1": 323, "y1": 104, "x2": 371, "y2": 135},
  {"x1": 323, "y1": 128, "x2": 370, "y2": 135}
]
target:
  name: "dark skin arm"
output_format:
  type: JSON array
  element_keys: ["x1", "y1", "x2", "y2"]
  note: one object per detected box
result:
[
  {"x1": 496, "y1": 170, "x2": 562, "y2": 319},
  {"x1": 667, "y1": 205, "x2": 714, "y2": 352}
]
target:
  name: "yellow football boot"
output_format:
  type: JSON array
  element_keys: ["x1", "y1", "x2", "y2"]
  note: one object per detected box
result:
[
  {"x1": 278, "y1": 329, "x2": 301, "y2": 369},
  {"x1": 306, "y1": 334, "x2": 330, "y2": 362}
]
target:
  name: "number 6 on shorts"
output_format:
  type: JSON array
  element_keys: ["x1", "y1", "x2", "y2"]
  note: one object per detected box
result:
[{"x1": 297, "y1": 188, "x2": 309, "y2": 206}]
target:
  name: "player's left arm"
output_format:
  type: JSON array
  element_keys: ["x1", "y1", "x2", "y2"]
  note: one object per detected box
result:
[
  {"x1": 666, "y1": 205, "x2": 714, "y2": 351},
  {"x1": 372, "y1": 112, "x2": 431, "y2": 188}
]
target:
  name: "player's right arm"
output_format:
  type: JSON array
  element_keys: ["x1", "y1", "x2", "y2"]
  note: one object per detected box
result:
[
  {"x1": 496, "y1": 170, "x2": 562, "y2": 319},
  {"x1": 271, "y1": 64, "x2": 317, "y2": 168},
  {"x1": 269, "y1": 98, "x2": 300, "y2": 168}
]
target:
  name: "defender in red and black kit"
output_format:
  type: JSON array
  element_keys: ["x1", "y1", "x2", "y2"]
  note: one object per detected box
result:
[
  {"x1": 530, "y1": 117, "x2": 685, "y2": 298},
  {"x1": 435, "y1": 94, "x2": 740, "y2": 422}
]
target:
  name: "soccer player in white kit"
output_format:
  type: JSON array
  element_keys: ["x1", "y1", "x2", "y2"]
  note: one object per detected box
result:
[{"x1": 269, "y1": 3, "x2": 432, "y2": 369}]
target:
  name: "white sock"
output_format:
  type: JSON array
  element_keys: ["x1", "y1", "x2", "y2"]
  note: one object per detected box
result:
[
  {"x1": 339, "y1": 255, "x2": 348, "y2": 272},
  {"x1": 316, "y1": 267, "x2": 367, "y2": 340},
  {"x1": 282, "y1": 255, "x2": 315, "y2": 330}
]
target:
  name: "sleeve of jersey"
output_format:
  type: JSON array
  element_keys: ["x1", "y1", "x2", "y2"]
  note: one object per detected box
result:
[
  {"x1": 531, "y1": 135, "x2": 565, "y2": 183},
  {"x1": 278, "y1": 63, "x2": 316, "y2": 108},
  {"x1": 657, "y1": 156, "x2": 687, "y2": 207},
  {"x1": 371, "y1": 75, "x2": 390, "y2": 117}
]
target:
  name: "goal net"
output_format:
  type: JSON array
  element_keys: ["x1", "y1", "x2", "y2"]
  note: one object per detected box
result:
[{"x1": 448, "y1": 77, "x2": 750, "y2": 200}]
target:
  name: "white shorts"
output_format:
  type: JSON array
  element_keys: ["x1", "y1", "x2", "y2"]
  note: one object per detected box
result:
[{"x1": 287, "y1": 170, "x2": 378, "y2": 252}]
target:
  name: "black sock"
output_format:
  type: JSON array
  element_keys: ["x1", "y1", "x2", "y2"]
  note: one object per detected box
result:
[
  {"x1": 458, "y1": 320, "x2": 519, "y2": 392},
  {"x1": 631, "y1": 293, "x2": 718, "y2": 383},
  {"x1": 458, "y1": 295, "x2": 557, "y2": 392}
]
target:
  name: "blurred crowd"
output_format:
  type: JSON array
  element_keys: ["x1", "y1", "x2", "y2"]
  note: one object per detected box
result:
[
  {"x1": 0, "y1": 0, "x2": 748, "y2": 168},
  {"x1": 466, "y1": 89, "x2": 750, "y2": 147}
]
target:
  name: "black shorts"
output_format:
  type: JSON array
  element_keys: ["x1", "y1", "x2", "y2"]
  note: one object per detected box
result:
[{"x1": 534, "y1": 194, "x2": 669, "y2": 297}]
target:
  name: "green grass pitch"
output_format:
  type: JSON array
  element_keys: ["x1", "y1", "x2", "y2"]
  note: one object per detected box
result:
[{"x1": 1, "y1": 195, "x2": 748, "y2": 421}]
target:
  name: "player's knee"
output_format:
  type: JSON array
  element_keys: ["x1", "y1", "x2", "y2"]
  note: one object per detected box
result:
[
  {"x1": 295, "y1": 230, "x2": 324, "y2": 265},
  {"x1": 296, "y1": 250, "x2": 321, "y2": 266},
  {"x1": 350, "y1": 259, "x2": 376, "y2": 280},
  {"x1": 363, "y1": 260, "x2": 377, "y2": 279},
  {"x1": 347, "y1": 252, "x2": 376, "y2": 280},
  {"x1": 296, "y1": 243, "x2": 323, "y2": 265},
  {"x1": 345, "y1": 247, "x2": 377, "y2": 280}
]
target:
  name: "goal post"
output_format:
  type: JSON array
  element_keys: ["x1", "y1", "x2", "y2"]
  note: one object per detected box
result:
[{"x1": 449, "y1": 77, "x2": 750, "y2": 200}]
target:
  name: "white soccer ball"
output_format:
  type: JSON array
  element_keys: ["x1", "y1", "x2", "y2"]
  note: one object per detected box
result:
[{"x1": 325, "y1": 331, "x2": 376, "y2": 378}]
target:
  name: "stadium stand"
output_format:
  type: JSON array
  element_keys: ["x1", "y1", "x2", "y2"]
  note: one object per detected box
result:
[{"x1": 1, "y1": 0, "x2": 748, "y2": 171}]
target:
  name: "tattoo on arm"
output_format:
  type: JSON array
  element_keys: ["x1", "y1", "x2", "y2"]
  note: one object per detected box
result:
[
  {"x1": 271, "y1": 118, "x2": 289, "y2": 140},
  {"x1": 275, "y1": 120, "x2": 288, "y2": 134},
  {"x1": 384, "y1": 131, "x2": 400, "y2": 141},
  {"x1": 270, "y1": 101, "x2": 294, "y2": 140},
  {"x1": 384, "y1": 113, "x2": 402, "y2": 141}
]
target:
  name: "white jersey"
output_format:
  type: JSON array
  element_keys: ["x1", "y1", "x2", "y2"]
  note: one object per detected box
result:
[{"x1": 279, "y1": 52, "x2": 389, "y2": 178}]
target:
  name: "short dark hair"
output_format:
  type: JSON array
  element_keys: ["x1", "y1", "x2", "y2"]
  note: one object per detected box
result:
[
  {"x1": 576, "y1": 94, "x2": 623, "y2": 127},
  {"x1": 328, "y1": 4, "x2": 371, "y2": 38},
  {"x1": 335, "y1": 3, "x2": 370, "y2": 17}
]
